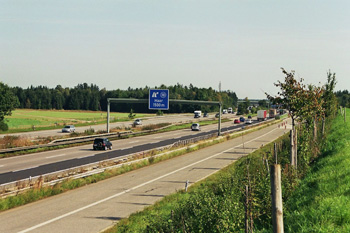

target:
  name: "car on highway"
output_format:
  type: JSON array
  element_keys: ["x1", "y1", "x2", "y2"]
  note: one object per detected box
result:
[
  {"x1": 248, "y1": 115, "x2": 252, "y2": 119},
  {"x1": 191, "y1": 123, "x2": 200, "y2": 131},
  {"x1": 239, "y1": 117, "x2": 245, "y2": 122},
  {"x1": 133, "y1": 119, "x2": 142, "y2": 126},
  {"x1": 62, "y1": 125, "x2": 75, "y2": 133},
  {"x1": 245, "y1": 119, "x2": 253, "y2": 124},
  {"x1": 234, "y1": 119, "x2": 240, "y2": 124},
  {"x1": 215, "y1": 113, "x2": 220, "y2": 118},
  {"x1": 93, "y1": 138, "x2": 112, "y2": 150},
  {"x1": 203, "y1": 112, "x2": 209, "y2": 117}
]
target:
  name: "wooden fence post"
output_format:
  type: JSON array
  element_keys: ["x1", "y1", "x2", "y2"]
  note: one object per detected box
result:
[
  {"x1": 270, "y1": 164, "x2": 284, "y2": 233},
  {"x1": 245, "y1": 185, "x2": 249, "y2": 233},
  {"x1": 274, "y1": 143, "x2": 278, "y2": 164}
]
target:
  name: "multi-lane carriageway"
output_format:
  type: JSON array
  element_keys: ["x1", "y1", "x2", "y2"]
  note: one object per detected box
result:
[
  {"x1": 0, "y1": 116, "x2": 292, "y2": 233},
  {"x1": 1, "y1": 114, "x2": 256, "y2": 185}
]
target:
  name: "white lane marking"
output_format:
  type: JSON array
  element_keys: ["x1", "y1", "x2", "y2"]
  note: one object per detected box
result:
[
  {"x1": 128, "y1": 141, "x2": 139, "y2": 144},
  {"x1": 18, "y1": 128, "x2": 278, "y2": 233},
  {"x1": 78, "y1": 155, "x2": 95, "y2": 159},
  {"x1": 154, "y1": 136, "x2": 162, "y2": 139},
  {"x1": 12, "y1": 166, "x2": 38, "y2": 173},
  {"x1": 46, "y1": 154, "x2": 67, "y2": 159}
]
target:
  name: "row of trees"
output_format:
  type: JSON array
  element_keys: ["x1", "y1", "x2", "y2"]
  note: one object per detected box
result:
[
  {"x1": 335, "y1": 90, "x2": 350, "y2": 107},
  {"x1": 11, "y1": 83, "x2": 238, "y2": 113}
]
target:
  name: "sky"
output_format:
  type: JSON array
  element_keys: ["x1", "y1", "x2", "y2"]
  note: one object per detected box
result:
[{"x1": 0, "y1": 0, "x2": 349, "y2": 99}]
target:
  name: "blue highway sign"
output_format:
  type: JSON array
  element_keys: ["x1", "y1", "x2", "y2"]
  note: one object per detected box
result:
[{"x1": 149, "y1": 89, "x2": 169, "y2": 110}]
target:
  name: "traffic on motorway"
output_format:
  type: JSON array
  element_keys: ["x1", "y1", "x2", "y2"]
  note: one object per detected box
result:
[{"x1": 0, "y1": 115, "x2": 264, "y2": 186}]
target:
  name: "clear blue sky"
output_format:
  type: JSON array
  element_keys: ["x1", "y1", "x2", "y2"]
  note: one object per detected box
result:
[{"x1": 1, "y1": 0, "x2": 349, "y2": 99}]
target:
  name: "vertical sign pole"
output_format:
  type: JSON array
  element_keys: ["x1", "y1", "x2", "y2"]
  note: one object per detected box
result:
[
  {"x1": 107, "y1": 99, "x2": 110, "y2": 133},
  {"x1": 218, "y1": 103, "x2": 222, "y2": 136}
]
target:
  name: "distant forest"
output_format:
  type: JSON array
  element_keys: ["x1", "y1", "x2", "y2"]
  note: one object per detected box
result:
[
  {"x1": 336, "y1": 90, "x2": 350, "y2": 108},
  {"x1": 11, "y1": 83, "x2": 238, "y2": 113}
]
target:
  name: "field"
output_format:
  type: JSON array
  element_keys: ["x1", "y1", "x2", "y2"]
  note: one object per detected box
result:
[{"x1": 4, "y1": 109, "x2": 151, "y2": 132}]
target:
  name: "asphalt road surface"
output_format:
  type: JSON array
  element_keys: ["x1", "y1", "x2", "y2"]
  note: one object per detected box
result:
[
  {"x1": 0, "y1": 119, "x2": 291, "y2": 233},
  {"x1": 0, "y1": 118, "x2": 255, "y2": 185},
  {"x1": 1, "y1": 113, "x2": 235, "y2": 139}
]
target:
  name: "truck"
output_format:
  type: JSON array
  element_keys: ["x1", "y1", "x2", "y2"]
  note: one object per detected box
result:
[
  {"x1": 194, "y1": 110, "x2": 202, "y2": 118},
  {"x1": 269, "y1": 109, "x2": 277, "y2": 118},
  {"x1": 257, "y1": 110, "x2": 267, "y2": 121},
  {"x1": 228, "y1": 107, "x2": 233, "y2": 113}
]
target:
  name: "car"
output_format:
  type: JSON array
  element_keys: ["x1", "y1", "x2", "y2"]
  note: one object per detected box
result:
[
  {"x1": 215, "y1": 113, "x2": 220, "y2": 118},
  {"x1": 234, "y1": 119, "x2": 240, "y2": 124},
  {"x1": 248, "y1": 115, "x2": 252, "y2": 119},
  {"x1": 191, "y1": 123, "x2": 200, "y2": 131},
  {"x1": 223, "y1": 109, "x2": 228, "y2": 114},
  {"x1": 203, "y1": 112, "x2": 209, "y2": 117},
  {"x1": 133, "y1": 119, "x2": 142, "y2": 126},
  {"x1": 239, "y1": 117, "x2": 245, "y2": 122},
  {"x1": 245, "y1": 119, "x2": 253, "y2": 124},
  {"x1": 62, "y1": 125, "x2": 75, "y2": 133},
  {"x1": 93, "y1": 138, "x2": 112, "y2": 150}
]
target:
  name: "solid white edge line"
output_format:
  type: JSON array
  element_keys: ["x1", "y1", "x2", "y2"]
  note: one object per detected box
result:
[{"x1": 18, "y1": 127, "x2": 280, "y2": 233}]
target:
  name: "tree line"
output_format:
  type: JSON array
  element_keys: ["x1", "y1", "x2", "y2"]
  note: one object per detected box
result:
[{"x1": 10, "y1": 83, "x2": 238, "y2": 114}]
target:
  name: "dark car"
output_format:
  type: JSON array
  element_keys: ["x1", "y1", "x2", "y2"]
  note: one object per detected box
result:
[
  {"x1": 203, "y1": 112, "x2": 209, "y2": 117},
  {"x1": 215, "y1": 113, "x2": 220, "y2": 118},
  {"x1": 234, "y1": 119, "x2": 240, "y2": 124},
  {"x1": 239, "y1": 117, "x2": 245, "y2": 122},
  {"x1": 93, "y1": 138, "x2": 112, "y2": 150},
  {"x1": 248, "y1": 115, "x2": 252, "y2": 119}
]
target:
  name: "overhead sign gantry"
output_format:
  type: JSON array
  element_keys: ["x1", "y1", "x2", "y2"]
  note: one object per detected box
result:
[{"x1": 106, "y1": 92, "x2": 222, "y2": 135}]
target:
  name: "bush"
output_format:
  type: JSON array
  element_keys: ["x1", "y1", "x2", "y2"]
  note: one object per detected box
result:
[{"x1": 0, "y1": 121, "x2": 8, "y2": 131}]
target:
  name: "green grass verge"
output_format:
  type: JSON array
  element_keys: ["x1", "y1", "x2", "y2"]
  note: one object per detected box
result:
[{"x1": 280, "y1": 109, "x2": 350, "y2": 232}]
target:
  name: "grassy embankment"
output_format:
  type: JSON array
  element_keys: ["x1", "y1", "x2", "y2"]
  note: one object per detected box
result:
[
  {"x1": 3, "y1": 109, "x2": 151, "y2": 134},
  {"x1": 280, "y1": 109, "x2": 350, "y2": 232}
]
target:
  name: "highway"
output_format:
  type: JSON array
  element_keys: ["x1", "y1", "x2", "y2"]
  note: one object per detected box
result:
[
  {"x1": 0, "y1": 117, "x2": 252, "y2": 185},
  {"x1": 0, "y1": 118, "x2": 291, "y2": 233},
  {"x1": 0, "y1": 113, "x2": 234, "y2": 139}
]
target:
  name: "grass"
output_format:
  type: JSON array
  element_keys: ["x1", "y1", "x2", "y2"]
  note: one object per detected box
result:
[
  {"x1": 281, "y1": 109, "x2": 350, "y2": 232},
  {"x1": 3, "y1": 109, "x2": 151, "y2": 133}
]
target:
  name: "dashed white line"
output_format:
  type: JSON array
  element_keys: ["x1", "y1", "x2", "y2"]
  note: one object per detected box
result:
[
  {"x1": 128, "y1": 141, "x2": 139, "y2": 144},
  {"x1": 12, "y1": 166, "x2": 38, "y2": 173},
  {"x1": 46, "y1": 154, "x2": 67, "y2": 159}
]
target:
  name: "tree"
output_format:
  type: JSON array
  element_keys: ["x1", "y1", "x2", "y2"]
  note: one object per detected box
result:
[{"x1": 0, "y1": 82, "x2": 19, "y2": 130}]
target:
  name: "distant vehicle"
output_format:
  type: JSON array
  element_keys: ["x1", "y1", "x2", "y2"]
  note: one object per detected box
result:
[
  {"x1": 215, "y1": 113, "x2": 220, "y2": 118},
  {"x1": 269, "y1": 109, "x2": 277, "y2": 118},
  {"x1": 245, "y1": 119, "x2": 253, "y2": 124},
  {"x1": 62, "y1": 125, "x2": 75, "y2": 133},
  {"x1": 194, "y1": 110, "x2": 202, "y2": 118},
  {"x1": 223, "y1": 109, "x2": 228, "y2": 114},
  {"x1": 228, "y1": 107, "x2": 233, "y2": 113},
  {"x1": 191, "y1": 123, "x2": 200, "y2": 131},
  {"x1": 234, "y1": 119, "x2": 240, "y2": 124},
  {"x1": 239, "y1": 117, "x2": 245, "y2": 122},
  {"x1": 203, "y1": 112, "x2": 209, "y2": 117},
  {"x1": 93, "y1": 138, "x2": 112, "y2": 150},
  {"x1": 257, "y1": 110, "x2": 267, "y2": 121},
  {"x1": 133, "y1": 119, "x2": 142, "y2": 125},
  {"x1": 248, "y1": 115, "x2": 252, "y2": 119}
]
